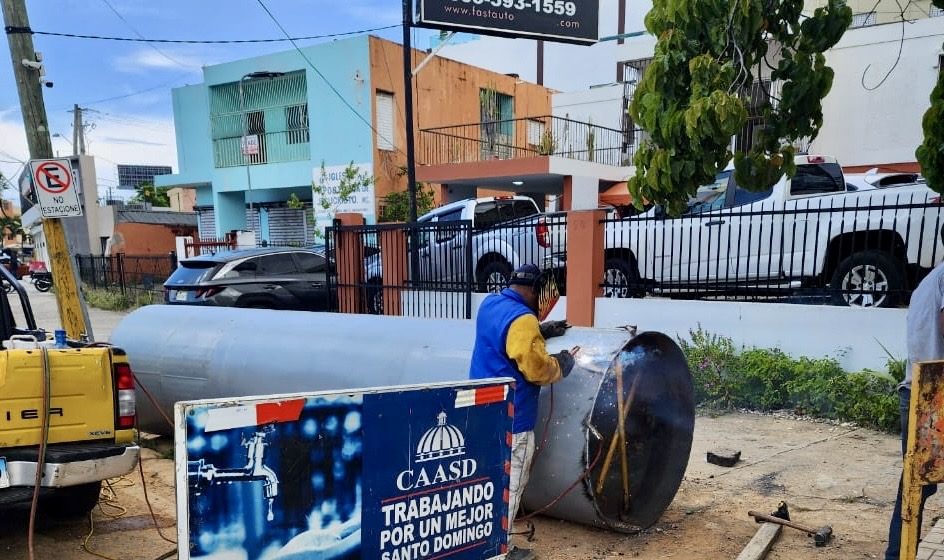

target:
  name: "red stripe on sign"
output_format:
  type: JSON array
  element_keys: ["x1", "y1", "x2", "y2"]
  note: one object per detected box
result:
[
  {"x1": 475, "y1": 385, "x2": 506, "y2": 406},
  {"x1": 503, "y1": 487, "x2": 510, "y2": 503},
  {"x1": 506, "y1": 431, "x2": 512, "y2": 447},
  {"x1": 508, "y1": 402, "x2": 514, "y2": 418},
  {"x1": 256, "y1": 399, "x2": 305, "y2": 425},
  {"x1": 502, "y1": 516, "x2": 509, "y2": 531}
]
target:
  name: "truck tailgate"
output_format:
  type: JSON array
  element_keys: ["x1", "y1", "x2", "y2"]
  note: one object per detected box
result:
[{"x1": 0, "y1": 348, "x2": 117, "y2": 447}]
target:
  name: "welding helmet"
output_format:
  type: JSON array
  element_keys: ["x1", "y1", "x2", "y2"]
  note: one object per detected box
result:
[{"x1": 509, "y1": 264, "x2": 559, "y2": 321}]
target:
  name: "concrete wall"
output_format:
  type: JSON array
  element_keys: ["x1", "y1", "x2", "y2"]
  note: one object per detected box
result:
[
  {"x1": 814, "y1": 17, "x2": 944, "y2": 170},
  {"x1": 109, "y1": 222, "x2": 196, "y2": 256},
  {"x1": 403, "y1": 292, "x2": 905, "y2": 372},
  {"x1": 553, "y1": 84, "x2": 624, "y2": 132},
  {"x1": 368, "y1": 37, "x2": 553, "y2": 210}
]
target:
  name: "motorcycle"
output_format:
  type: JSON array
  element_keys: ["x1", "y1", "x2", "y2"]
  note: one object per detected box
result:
[{"x1": 31, "y1": 271, "x2": 52, "y2": 293}]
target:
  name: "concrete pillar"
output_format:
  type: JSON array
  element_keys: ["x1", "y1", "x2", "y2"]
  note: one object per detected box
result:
[
  {"x1": 568, "y1": 175, "x2": 600, "y2": 210},
  {"x1": 334, "y1": 213, "x2": 365, "y2": 314},
  {"x1": 214, "y1": 191, "x2": 247, "y2": 236},
  {"x1": 379, "y1": 227, "x2": 406, "y2": 316},
  {"x1": 566, "y1": 209, "x2": 605, "y2": 327}
]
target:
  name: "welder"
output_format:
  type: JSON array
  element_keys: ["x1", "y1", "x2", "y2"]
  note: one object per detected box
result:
[{"x1": 469, "y1": 263, "x2": 574, "y2": 560}]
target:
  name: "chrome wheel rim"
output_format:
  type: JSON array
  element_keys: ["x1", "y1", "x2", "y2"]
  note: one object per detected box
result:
[{"x1": 841, "y1": 264, "x2": 888, "y2": 307}]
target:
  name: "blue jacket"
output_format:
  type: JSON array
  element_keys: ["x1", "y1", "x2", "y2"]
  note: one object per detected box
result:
[{"x1": 469, "y1": 289, "x2": 542, "y2": 433}]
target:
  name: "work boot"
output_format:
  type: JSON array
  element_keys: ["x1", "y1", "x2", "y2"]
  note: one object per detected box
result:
[{"x1": 505, "y1": 546, "x2": 537, "y2": 560}]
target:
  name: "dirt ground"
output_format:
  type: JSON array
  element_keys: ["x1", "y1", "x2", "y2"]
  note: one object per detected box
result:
[{"x1": 0, "y1": 411, "x2": 932, "y2": 560}]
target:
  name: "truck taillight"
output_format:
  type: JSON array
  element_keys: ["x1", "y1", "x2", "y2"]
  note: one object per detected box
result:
[
  {"x1": 536, "y1": 218, "x2": 550, "y2": 248},
  {"x1": 114, "y1": 362, "x2": 136, "y2": 430},
  {"x1": 807, "y1": 155, "x2": 825, "y2": 164}
]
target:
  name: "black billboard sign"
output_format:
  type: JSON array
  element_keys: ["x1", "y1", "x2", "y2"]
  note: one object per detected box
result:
[{"x1": 418, "y1": 0, "x2": 599, "y2": 45}]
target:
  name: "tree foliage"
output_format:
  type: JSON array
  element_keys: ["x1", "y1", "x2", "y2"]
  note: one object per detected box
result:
[
  {"x1": 916, "y1": 0, "x2": 944, "y2": 194},
  {"x1": 380, "y1": 183, "x2": 436, "y2": 223},
  {"x1": 131, "y1": 181, "x2": 170, "y2": 207},
  {"x1": 628, "y1": 0, "x2": 851, "y2": 215}
]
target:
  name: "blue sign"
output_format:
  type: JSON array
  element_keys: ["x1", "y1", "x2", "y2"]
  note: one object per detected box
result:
[{"x1": 176, "y1": 380, "x2": 513, "y2": 560}]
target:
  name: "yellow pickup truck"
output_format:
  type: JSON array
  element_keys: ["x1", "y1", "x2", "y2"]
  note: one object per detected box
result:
[{"x1": 0, "y1": 266, "x2": 139, "y2": 517}]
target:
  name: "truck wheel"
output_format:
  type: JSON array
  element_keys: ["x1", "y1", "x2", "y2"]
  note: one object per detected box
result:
[
  {"x1": 603, "y1": 257, "x2": 641, "y2": 298},
  {"x1": 45, "y1": 481, "x2": 102, "y2": 518},
  {"x1": 830, "y1": 250, "x2": 904, "y2": 308},
  {"x1": 477, "y1": 261, "x2": 512, "y2": 294}
]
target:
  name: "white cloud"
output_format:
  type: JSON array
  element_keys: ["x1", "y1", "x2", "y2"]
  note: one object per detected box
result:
[
  {"x1": 0, "y1": 112, "x2": 178, "y2": 204},
  {"x1": 114, "y1": 48, "x2": 206, "y2": 74}
]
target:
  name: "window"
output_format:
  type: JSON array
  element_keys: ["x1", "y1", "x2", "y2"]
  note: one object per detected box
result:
[
  {"x1": 295, "y1": 252, "x2": 326, "y2": 273},
  {"x1": 685, "y1": 171, "x2": 732, "y2": 215},
  {"x1": 474, "y1": 202, "x2": 501, "y2": 230},
  {"x1": 285, "y1": 104, "x2": 309, "y2": 145},
  {"x1": 258, "y1": 253, "x2": 298, "y2": 275},
  {"x1": 790, "y1": 163, "x2": 845, "y2": 196},
  {"x1": 513, "y1": 200, "x2": 539, "y2": 219},
  {"x1": 932, "y1": 4, "x2": 944, "y2": 16},
  {"x1": 376, "y1": 92, "x2": 395, "y2": 151},
  {"x1": 850, "y1": 11, "x2": 877, "y2": 27},
  {"x1": 219, "y1": 258, "x2": 260, "y2": 279},
  {"x1": 435, "y1": 209, "x2": 464, "y2": 242}
]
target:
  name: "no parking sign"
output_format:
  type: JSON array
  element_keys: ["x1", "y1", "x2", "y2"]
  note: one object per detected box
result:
[{"x1": 28, "y1": 158, "x2": 82, "y2": 218}]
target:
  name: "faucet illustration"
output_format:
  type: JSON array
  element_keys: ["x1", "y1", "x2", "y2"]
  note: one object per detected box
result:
[{"x1": 188, "y1": 426, "x2": 280, "y2": 521}]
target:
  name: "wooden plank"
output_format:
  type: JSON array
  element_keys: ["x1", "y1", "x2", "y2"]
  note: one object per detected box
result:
[{"x1": 736, "y1": 523, "x2": 782, "y2": 560}]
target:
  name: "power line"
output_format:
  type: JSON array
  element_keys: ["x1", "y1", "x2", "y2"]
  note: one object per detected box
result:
[
  {"x1": 254, "y1": 0, "x2": 403, "y2": 156},
  {"x1": 100, "y1": 0, "x2": 194, "y2": 71},
  {"x1": 11, "y1": 24, "x2": 400, "y2": 44}
]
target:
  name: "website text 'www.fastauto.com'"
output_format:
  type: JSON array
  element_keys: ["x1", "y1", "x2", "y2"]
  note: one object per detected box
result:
[{"x1": 442, "y1": 1, "x2": 583, "y2": 29}]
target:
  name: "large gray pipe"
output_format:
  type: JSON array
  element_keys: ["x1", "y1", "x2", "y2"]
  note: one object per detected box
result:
[{"x1": 112, "y1": 306, "x2": 694, "y2": 532}]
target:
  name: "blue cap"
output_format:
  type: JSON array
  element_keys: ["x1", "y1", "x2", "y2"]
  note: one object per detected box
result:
[{"x1": 509, "y1": 264, "x2": 542, "y2": 287}]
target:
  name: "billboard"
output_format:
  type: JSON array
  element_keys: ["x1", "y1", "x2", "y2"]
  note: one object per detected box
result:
[
  {"x1": 176, "y1": 379, "x2": 514, "y2": 560},
  {"x1": 417, "y1": 0, "x2": 599, "y2": 45}
]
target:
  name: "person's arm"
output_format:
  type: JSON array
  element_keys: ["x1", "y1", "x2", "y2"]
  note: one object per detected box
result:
[{"x1": 505, "y1": 314, "x2": 562, "y2": 385}]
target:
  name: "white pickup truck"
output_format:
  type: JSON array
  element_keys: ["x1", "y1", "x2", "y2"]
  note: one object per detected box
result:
[
  {"x1": 542, "y1": 155, "x2": 943, "y2": 307},
  {"x1": 364, "y1": 196, "x2": 546, "y2": 312}
]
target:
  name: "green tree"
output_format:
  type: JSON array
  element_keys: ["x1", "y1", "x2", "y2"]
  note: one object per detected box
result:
[
  {"x1": 311, "y1": 161, "x2": 374, "y2": 239},
  {"x1": 130, "y1": 181, "x2": 170, "y2": 207},
  {"x1": 380, "y1": 183, "x2": 436, "y2": 223},
  {"x1": 628, "y1": 0, "x2": 851, "y2": 215},
  {"x1": 917, "y1": 1, "x2": 944, "y2": 194},
  {"x1": 0, "y1": 214, "x2": 23, "y2": 241}
]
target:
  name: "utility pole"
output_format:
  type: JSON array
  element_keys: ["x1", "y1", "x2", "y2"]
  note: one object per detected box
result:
[
  {"x1": 402, "y1": 0, "x2": 418, "y2": 222},
  {"x1": 70, "y1": 104, "x2": 87, "y2": 156},
  {"x1": 2, "y1": 0, "x2": 93, "y2": 340}
]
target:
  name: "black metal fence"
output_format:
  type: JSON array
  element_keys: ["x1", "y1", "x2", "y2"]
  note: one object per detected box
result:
[
  {"x1": 324, "y1": 215, "x2": 559, "y2": 318},
  {"x1": 75, "y1": 253, "x2": 177, "y2": 302},
  {"x1": 421, "y1": 115, "x2": 632, "y2": 167},
  {"x1": 325, "y1": 221, "x2": 475, "y2": 319},
  {"x1": 594, "y1": 193, "x2": 944, "y2": 307}
]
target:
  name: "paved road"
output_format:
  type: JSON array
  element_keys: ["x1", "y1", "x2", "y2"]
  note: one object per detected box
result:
[{"x1": 9, "y1": 279, "x2": 129, "y2": 341}]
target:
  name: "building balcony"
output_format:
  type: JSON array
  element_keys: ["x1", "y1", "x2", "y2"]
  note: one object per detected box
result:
[{"x1": 420, "y1": 115, "x2": 640, "y2": 168}]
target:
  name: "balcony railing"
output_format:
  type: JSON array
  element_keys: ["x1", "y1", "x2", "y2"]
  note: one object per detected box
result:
[{"x1": 420, "y1": 115, "x2": 635, "y2": 167}]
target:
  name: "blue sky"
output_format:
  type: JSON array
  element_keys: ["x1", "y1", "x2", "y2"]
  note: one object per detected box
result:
[{"x1": 0, "y1": 0, "x2": 431, "y2": 197}]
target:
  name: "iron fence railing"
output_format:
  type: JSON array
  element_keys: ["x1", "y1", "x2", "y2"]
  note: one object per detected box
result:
[
  {"x1": 75, "y1": 253, "x2": 177, "y2": 302},
  {"x1": 421, "y1": 115, "x2": 633, "y2": 167},
  {"x1": 589, "y1": 193, "x2": 944, "y2": 307},
  {"x1": 325, "y1": 221, "x2": 475, "y2": 319}
]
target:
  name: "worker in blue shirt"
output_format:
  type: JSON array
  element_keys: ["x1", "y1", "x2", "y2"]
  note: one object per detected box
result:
[{"x1": 469, "y1": 264, "x2": 575, "y2": 560}]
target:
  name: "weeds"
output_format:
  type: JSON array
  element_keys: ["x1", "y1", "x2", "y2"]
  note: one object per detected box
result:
[
  {"x1": 679, "y1": 327, "x2": 900, "y2": 432},
  {"x1": 82, "y1": 288, "x2": 157, "y2": 312}
]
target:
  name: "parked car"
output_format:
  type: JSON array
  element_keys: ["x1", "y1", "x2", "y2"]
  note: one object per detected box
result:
[
  {"x1": 164, "y1": 247, "x2": 330, "y2": 311},
  {"x1": 541, "y1": 155, "x2": 943, "y2": 307},
  {"x1": 363, "y1": 196, "x2": 546, "y2": 313}
]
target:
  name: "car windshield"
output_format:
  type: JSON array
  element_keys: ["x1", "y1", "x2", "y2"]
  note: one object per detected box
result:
[
  {"x1": 686, "y1": 171, "x2": 732, "y2": 214},
  {"x1": 165, "y1": 260, "x2": 218, "y2": 286}
]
